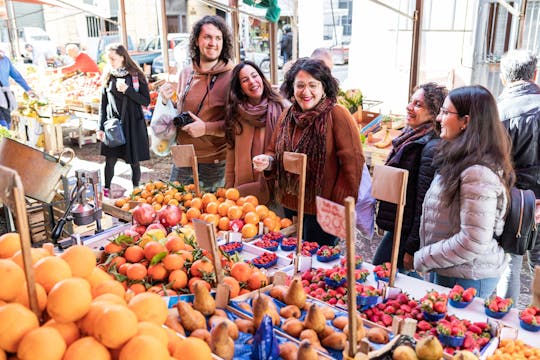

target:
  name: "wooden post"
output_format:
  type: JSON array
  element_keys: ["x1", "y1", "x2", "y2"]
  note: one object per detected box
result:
[
  {"x1": 170, "y1": 144, "x2": 200, "y2": 196},
  {"x1": 344, "y1": 196, "x2": 357, "y2": 358},
  {"x1": 192, "y1": 219, "x2": 224, "y2": 285},
  {"x1": 282, "y1": 152, "x2": 307, "y2": 274},
  {"x1": 532, "y1": 265, "x2": 540, "y2": 307}
]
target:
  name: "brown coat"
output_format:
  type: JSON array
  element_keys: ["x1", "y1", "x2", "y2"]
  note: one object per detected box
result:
[
  {"x1": 265, "y1": 104, "x2": 364, "y2": 214},
  {"x1": 175, "y1": 60, "x2": 233, "y2": 163}
]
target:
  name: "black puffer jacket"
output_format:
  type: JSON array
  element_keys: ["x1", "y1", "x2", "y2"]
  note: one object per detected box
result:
[
  {"x1": 376, "y1": 130, "x2": 439, "y2": 255},
  {"x1": 498, "y1": 81, "x2": 540, "y2": 197}
]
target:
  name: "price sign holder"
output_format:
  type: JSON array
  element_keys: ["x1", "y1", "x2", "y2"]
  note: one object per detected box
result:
[
  {"x1": 171, "y1": 144, "x2": 200, "y2": 196},
  {"x1": 192, "y1": 219, "x2": 224, "y2": 285},
  {"x1": 282, "y1": 151, "x2": 307, "y2": 275}
]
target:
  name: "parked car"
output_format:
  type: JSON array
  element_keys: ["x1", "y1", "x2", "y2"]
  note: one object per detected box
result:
[{"x1": 0, "y1": 26, "x2": 57, "y2": 60}]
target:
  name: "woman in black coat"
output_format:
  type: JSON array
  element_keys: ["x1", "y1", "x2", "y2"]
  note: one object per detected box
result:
[
  {"x1": 97, "y1": 43, "x2": 150, "y2": 197},
  {"x1": 372, "y1": 82, "x2": 447, "y2": 275}
]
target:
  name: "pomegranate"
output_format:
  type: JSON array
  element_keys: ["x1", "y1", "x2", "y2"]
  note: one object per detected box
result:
[
  {"x1": 130, "y1": 224, "x2": 147, "y2": 236},
  {"x1": 146, "y1": 222, "x2": 167, "y2": 233},
  {"x1": 123, "y1": 228, "x2": 141, "y2": 242},
  {"x1": 158, "y1": 205, "x2": 183, "y2": 227},
  {"x1": 132, "y1": 203, "x2": 157, "y2": 226}
]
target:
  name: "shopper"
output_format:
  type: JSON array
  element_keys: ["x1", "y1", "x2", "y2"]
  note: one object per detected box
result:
[
  {"x1": 280, "y1": 25, "x2": 293, "y2": 63},
  {"x1": 253, "y1": 58, "x2": 364, "y2": 246},
  {"x1": 373, "y1": 82, "x2": 447, "y2": 277},
  {"x1": 311, "y1": 48, "x2": 333, "y2": 70},
  {"x1": 413, "y1": 85, "x2": 514, "y2": 299},
  {"x1": 0, "y1": 50, "x2": 36, "y2": 129},
  {"x1": 224, "y1": 61, "x2": 285, "y2": 204},
  {"x1": 59, "y1": 44, "x2": 100, "y2": 74},
  {"x1": 496, "y1": 49, "x2": 540, "y2": 304},
  {"x1": 97, "y1": 43, "x2": 150, "y2": 197},
  {"x1": 159, "y1": 15, "x2": 234, "y2": 190}
]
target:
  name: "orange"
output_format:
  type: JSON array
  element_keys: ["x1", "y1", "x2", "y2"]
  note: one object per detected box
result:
[
  {"x1": 165, "y1": 235, "x2": 185, "y2": 252},
  {"x1": 60, "y1": 245, "x2": 97, "y2": 278},
  {"x1": 188, "y1": 278, "x2": 211, "y2": 294},
  {"x1": 241, "y1": 202, "x2": 256, "y2": 215},
  {"x1": 169, "y1": 269, "x2": 188, "y2": 290},
  {"x1": 236, "y1": 196, "x2": 246, "y2": 206},
  {"x1": 225, "y1": 188, "x2": 240, "y2": 201},
  {"x1": 108, "y1": 256, "x2": 127, "y2": 270},
  {"x1": 43, "y1": 319, "x2": 80, "y2": 347},
  {"x1": 91, "y1": 279, "x2": 126, "y2": 299},
  {"x1": 128, "y1": 292, "x2": 168, "y2": 325},
  {"x1": 14, "y1": 282, "x2": 47, "y2": 312},
  {"x1": 255, "y1": 205, "x2": 270, "y2": 219},
  {"x1": 227, "y1": 205, "x2": 243, "y2": 220},
  {"x1": 104, "y1": 242, "x2": 123, "y2": 254},
  {"x1": 126, "y1": 263, "x2": 147, "y2": 281},
  {"x1": 92, "y1": 293, "x2": 127, "y2": 306},
  {"x1": 63, "y1": 336, "x2": 111, "y2": 360},
  {"x1": 280, "y1": 218, "x2": 293, "y2": 228},
  {"x1": 165, "y1": 327, "x2": 183, "y2": 355},
  {"x1": 190, "y1": 258, "x2": 214, "y2": 278},
  {"x1": 177, "y1": 250, "x2": 193, "y2": 263},
  {"x1": 93, "y1": 304, "x2": 138, "y2": 349},
  {"x1": 244, "y1": 195, "x2": 259, "y2": 206},
  {"x1": 17, "y1": 326, "x2": 66, "y2": 360},
  {"x1": 11, "y1": 247, "x2": 50, "y2": 268},
  {"x1": 186, "y1": 207, "x2": 201, "y2": 221},
  {"x1": 204, "y1": 201, "x2": 219, "y2": 214},
  {"x1": 241, "y1": 223, "x2": 258, "y2": 238},
  {"x1": 217, "y1": 202, "x2": 231, "y2": 217},
  {"x1": 0, "y1": 259, "x2": 25, "y2": 301},
  {"x1": 247, "y1": 269, "x2": 268, "y2": 290},
  {"x1": 0, "y1": 233, "x2": 21, "y2": 258},
  {"x1": 243, "y1": 211, "x2": 260, "y2": 225},
  {"x1": 218, "y1": 217, "x2": 230, "y2": 231},
  {"x1": 204, "y1": 214, "x2": 219, "y2": 228},
  {"x1": 222, "y1": 276, "x2": 240, "y2": 298},
  {"x1": 173, "y1": 337, "x2": 212, "y2": 360},
  {"x1": 128, "y1": 283, "x2": 146, "y2": 295},
  {"x1": 135, "y1": 322, "x2": 168, "y2": 347},
  {"x1": 262, "y1": 217, "x2": 276, "y2": 231},
  {"x1": 147, "y1": 263, "x2": 168, "y2": 281},
  {"x1": 215, "y1": 187, "x2": 227, "y2": 198},
  {"x1": 143, "y1": 241, "x2": 167, "y2": 262},
  {"x1": 124, "y1": 245, "x2": 145, "y2": 263},
  {"x1": 85, "y1": 267, "x2": 112, "y2": 289},
  {"x1": 0, "y1": 303, "x2": 39, "y2": 353},
  {"x1": 119, "y1": 334, "x2": 169, "y2": 360},
  {"x1": 47, "y1": 277, "x2": 92, "y2": 323},
  {"x1": 163, "y1": 253, "x2": 185, "y2": 271},
  {"x1": 230, "y1": 262, "x2": 252, "y2": 283},
  {"x1": 201, "y1": 193, "x2": 217, "y2": 207},
  {"x1": 77, "y1": 302, "x2": 107, "y2": 336},
  {"x1": 33, "y1": 256, "x2": 73, "y2": 293},
  {"x1": 190, "y1": 197, "x2": 203, "y2": 210}
]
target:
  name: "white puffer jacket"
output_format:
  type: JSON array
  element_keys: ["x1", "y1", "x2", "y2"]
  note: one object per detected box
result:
[{"x1": 414, "y1": 165, "x2": 508, "y2": 280}]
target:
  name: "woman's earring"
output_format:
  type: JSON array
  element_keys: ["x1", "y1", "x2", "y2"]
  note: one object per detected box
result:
[{"x1": 460, "y1": 127, "x2": 465, "y2": 131}]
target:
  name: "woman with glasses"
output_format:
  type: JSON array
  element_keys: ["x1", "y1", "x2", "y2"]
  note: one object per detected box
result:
[
  {"x1": 252, "y1": 58, "x2": 363, "y2": 246},
  {"x1": 373, "y1": 83, "x2": 447, "y2": 277},
  {"x1": 224, "y1": 61, "x2": 285, "y2": 205},
  {"x1": 413, "y1": 85, "x2": 514, "y2": 298}
]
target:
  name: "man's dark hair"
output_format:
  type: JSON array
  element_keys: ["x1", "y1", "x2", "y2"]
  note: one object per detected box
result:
[
  {"x1": 500, "y1": 49, "x2": 538, "y2": 82},
  {"x1": 189, "y1": 15, "x2": 233, "y2": 65}
]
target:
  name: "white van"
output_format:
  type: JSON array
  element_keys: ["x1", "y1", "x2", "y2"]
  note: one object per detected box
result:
[{"x1": 0, "y1": 27, "x2": 56, "y2": 60}]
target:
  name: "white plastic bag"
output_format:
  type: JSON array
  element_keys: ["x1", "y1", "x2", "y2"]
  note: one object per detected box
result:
[
  {"x1": 149, "y1": 93, "x2": 178, "y2": 156},
  {"x1": 356, "y1": 164, "x2": 376, "y2": 239}
]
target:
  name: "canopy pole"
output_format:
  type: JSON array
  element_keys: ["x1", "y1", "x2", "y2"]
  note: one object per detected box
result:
[
  {"x1": 229, "y1": 0, "x2": 240, "y2": 63},
  {"x1": 118, "y1": 0, "x2": 128, "y2": 48},
  {"x1": 408, "y1": 0, "x2": 422, "y2": 96},
  {"x1": 159, "y1": 0, "x2": 169, "y2": 73}
]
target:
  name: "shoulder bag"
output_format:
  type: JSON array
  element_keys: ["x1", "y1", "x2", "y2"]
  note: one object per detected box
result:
[{"x1": 103, "y1": 85, "x2": 127, "y2": 148}]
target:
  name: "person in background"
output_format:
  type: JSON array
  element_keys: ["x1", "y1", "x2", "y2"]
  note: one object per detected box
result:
[
  {"x1": 96, "y1": 43, "x2": 150, "y2": 197},
  {"x1": 159, "y1": 15, "x2": 234, "y2": 190},
  {"x1": 280, "y1": 25, "x2": 293, "y2": 63},
  {"x1": 0, "y1": 50, "x2": 36, "y2": 129},
  {"x1": 414, "y1": 85, "x2": 514, "y2": 298},
  {"x1": 59, "y1": 44, "x2": 100, "y2": 74},
  {"x1": 224, "y1": 60, "x2": 285, "y2": 204},
  {"x1": 24, "y1": 43, "x2": 47, "y2": 70},
  {"x1": 373, "y1": 82, "x2": 447, "y2": 277},
  {"x1": 496, "y1": 49, "x2": 540, "y2": 304},
  {"x1": 253, "y1": 58, "x2": 364, "y2": 246},
  {"x1": 311, "y1": 48, "x2": 333, "y2": 70}
]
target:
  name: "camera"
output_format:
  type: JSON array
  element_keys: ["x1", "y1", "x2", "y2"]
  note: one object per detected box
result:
[{"x1": 173, "y1": 112, "x2": 194, "y2": 128}]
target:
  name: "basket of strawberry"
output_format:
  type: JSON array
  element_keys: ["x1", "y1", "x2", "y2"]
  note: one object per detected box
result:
[
  {"x1": 251, "y1": 252, "x2": 278, "y2": 269},
  {"x1": 316, "y1": 245, "x2": 341, "y2": 262},
  {"x1": 484, "y1": 296, "x2": 513, "y2": 319},
  {"x1": 261, "y1": 231, "x2": 284, "y2": 243},
  {"x1": 420, "y1": 290, "x2": 448, "y2": 322},
  {"x1": 436, "y1": 318, "x2": 466, "y2": 347},
  {"x1": 448, "y1": 285, "x2": 477, "y2": 308},
  {"x1": 372, "y1": 262, "x2": 392, "y2": 282},
  {"x1": 355, "y1": 268, "x2": 370, "y2": 283},
  {"x1": 340, "y1": 255, "x2": 363, "y2": 269},
  {"x1": 280, "y1": 237, "x2": 297, "y2": 251},
  {"x1": 324, "y1": 268, "x2": 347, "y2": 288},
  {"x1": 219, "y1": 241, "x2": 243, "y2": 255},
  {"x1": 356, "y1": 283, "x2": 383, "y2": 307},
  {"x1": 253, "y1": 239, "x2": 279, "y2": 251},
  {"x1": 519, "y1": 305, "x2": 540, "y2": 332},
  {"x1": 301, "y1": 241, "x2": 319, "y2": 255}
]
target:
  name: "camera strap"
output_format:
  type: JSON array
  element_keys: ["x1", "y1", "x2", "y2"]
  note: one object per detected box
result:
[{"x1": 180, "y1": 70, "x2": 219, "y2": 116}]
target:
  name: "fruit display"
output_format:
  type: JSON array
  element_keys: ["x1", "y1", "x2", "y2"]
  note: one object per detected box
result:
[
  {"x1": 488, "y1": 339, "x2": 540, "y2": 360},
  {"x1": 484, "y1": 295, "x2": 513, "y2": 319},
  {"x1": 448, "y1": 285, "x2": 477, "y2": 308},
  {"x1": 372, "y1": 262, "x2": 392, "y2": 282},
  {"x1": 420, "y1": 290, "x2": 448, "y2": 321},
  {"x1": 250, "y1": 252, "x2": 278, "y2": 269},
  {"x1": 316, "y1": 245, "x2": 341, "y2": 262},
  {"x1": 519, "y1": 305, "x2": 540, "y2": 332}
]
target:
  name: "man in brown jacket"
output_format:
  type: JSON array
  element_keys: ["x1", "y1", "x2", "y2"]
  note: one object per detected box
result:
[{"x1": 160, "y1": 15, "x2": 234, "y2": 190}]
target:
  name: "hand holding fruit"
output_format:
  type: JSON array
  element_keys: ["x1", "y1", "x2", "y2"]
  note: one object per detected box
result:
[
  {"x1": 252, "y1": 154, "x2": 273, "y2": 172},
  {"x1": 159, "y1": 82, "x2": 175, "y2": 104}
]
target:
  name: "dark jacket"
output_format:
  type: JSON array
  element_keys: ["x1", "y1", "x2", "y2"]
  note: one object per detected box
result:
[
  {"x1": 376, "y1": 130, "x2": 439, "y2": 254},
  {"x1": 498, "y1": 81, "x2": 540, "y2": 197},
  {"x1": 100, "y1": 73, "x2": 151, "y2": 164}
]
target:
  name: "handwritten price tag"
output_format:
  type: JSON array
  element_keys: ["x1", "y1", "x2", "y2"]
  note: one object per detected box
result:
[{"x1": 316, "y1": 196, "x2": 346, "y2": 239}]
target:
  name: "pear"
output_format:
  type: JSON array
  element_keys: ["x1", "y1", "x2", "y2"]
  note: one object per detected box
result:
[
  {"x1": 452, "y1": 351, "x2": 479, "y2": 360},
  {"x1": 210, "y1": 321, "x2": 234, "y2": 360},
  {"x1": 415, "y1": 335, "x2": 443, "y2": 360},
  {"x1": 278, "y1": 342, "x2": 298, "y2": 360},
  {"x1": 176, "y1": 301, "x2": 206, "y2": 332},
  {"x1": 252, "y1": 294, "x2": 280, "y2": 328},
  {"x1": 297, "y1": 340, "x2": 318, "y2": 360},
  {"x1": 321, "y1": 331, "x2": 347, "y2": 351},
  {"x1": 284, "y1": 278, "x2": 306, "y2": 309},
  {"x1": 393, "y1": 345, "x2": 418, "y2": 360},
  {"x1": 193, "y1": 281, "x2": 216, "y2": 316},
  {"x1": 304, "y1": 304, "x2": 326, "y2": 335}
]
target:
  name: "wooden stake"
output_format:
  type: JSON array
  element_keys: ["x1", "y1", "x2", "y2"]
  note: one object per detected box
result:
[
  {"x1": 282, "y1": 152, "x2": 307, "y2": 275},
  {"x1": 171, "y1": 144, "x2": 200, "y2": 196},
  {"x1": 344, "y1": 196, "x2": 358, "y2": 358},
  {"x1": 192, "y1": 219, "x2": 224, "y2": 284}
]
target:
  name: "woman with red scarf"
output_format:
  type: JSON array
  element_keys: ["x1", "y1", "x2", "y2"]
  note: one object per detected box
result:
[
  {"x1": 224, "y1": 61, "x2": 285, "y2": 204},
  {"x1": 253, "y1": 58, "x2": 363, "y2": 246}
]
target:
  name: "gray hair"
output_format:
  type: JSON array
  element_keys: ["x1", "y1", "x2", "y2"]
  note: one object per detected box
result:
[{"x1": 500, "y1": 49, "x2": 538, "y2": 82}]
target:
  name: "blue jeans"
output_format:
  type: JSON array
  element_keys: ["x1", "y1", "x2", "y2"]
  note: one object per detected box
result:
[
  {"x1": 496, "y1": 253, "x2": 521, "y2": 304},
  {"x1": 170, "y1": 161, "x2": 225, "y2": 192},
  {"x1": 433, "y1": 273, "x2": 499, "y2": 299},
  {"x1": 372, "y1": 231, "x2": 422, "y2": 280},
  {"x1": 283, "y1": 207, "x2": 337, "y2": 247}
]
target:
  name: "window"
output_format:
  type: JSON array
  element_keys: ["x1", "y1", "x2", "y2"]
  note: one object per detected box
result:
[
  {"x1": 484, "y1": 1, "x2": 513, "y2": 62},
  {"x1": 86, "y1": 16, "x2": 101, "y2": 38}
]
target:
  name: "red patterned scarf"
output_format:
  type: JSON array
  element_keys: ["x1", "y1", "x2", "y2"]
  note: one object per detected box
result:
[{"x1": 386, "y1": 122, "x2": 434, "y2": 166}]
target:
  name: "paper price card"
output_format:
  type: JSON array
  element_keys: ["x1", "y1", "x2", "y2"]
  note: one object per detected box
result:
[{"x1": 316, "y1": 196, "x2": 346, "y2": 239}]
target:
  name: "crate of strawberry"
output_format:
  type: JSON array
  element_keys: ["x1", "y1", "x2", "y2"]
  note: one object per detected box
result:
[
  {"x1": 324, "y1": 267, "x2": 347, "y2": 288},
  {"x1": 420, "y1": 290, "x2": 448, "y2": 322},
  {"x1": 361, "y1": 293, "x2": 421, "y2": 328},
  {"x1": 484, "y1": 295, "x2": 513, "y2": 319},
  {"x1": 372, "y1": 262, "x2": 392, "y2": 282},
  {"x1": 252, "y1": 238, "x2": 279, "y2": 251},
  {"x1": 437, "y1": 318, "x2": 467, "y2": 347},
  {"x1": 340, "y1": 255, "x2": 363, "y2": 269},
  {"x1": 261, "y1": 231, "x2": 284, "y2": 243},
  {"x1": 250, "y1": 252, "x2": 278, "y2": 268},
  {"x1": 356, "y1": 283, "x2": 383, "y2": 308},
  {"x1": 301, "y1": 241, "x2": 319, "y2": 255},
  {"x1": 280, "y1": 237, "x2": 297, "y2": 251},
  {"x1": 316, "y1": 245, "x2": 341, "y2": 262},
  {"x1": 219, "y1": 241, "x2": 243, "y2": 255},
  {"x1": 448, "y1": 284, "x2": 476, "y2": 308},
  {"x1": 519, "y1": 305, "x2": 540, "y2": 332}
]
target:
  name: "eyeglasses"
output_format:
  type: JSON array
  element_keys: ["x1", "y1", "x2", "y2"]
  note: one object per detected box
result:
[
  {"x1": 439, "y1": 107, "x2": 460, "y2": 116},
  {"x1": 294, "y1": 82, "x2": 321, "y2": 91}
]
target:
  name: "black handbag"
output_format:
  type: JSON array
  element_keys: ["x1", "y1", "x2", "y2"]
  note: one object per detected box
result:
[
  {"x1": 103, "y1": 85, "x2": 127, "y2": 148},
  {"x1": 496, "y1": 186, "x2": 538, "y2": 255}
]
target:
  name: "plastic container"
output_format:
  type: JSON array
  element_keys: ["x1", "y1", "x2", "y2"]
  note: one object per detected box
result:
[
  {"x1": 373, "y1": 273, "x2": 390, "y2": 283},
  {"x1": 423, "y1": 310, "x2": 446, "y2": 322},
  {"x1": 519, "y1": 319, "x2": 540, "y2": 332},
  {"x1": 316, "y1": 253, "x2": 340, "y2": 263},
  {"x1": 280, "y1": 243, "x2": 296, "y2": 252},
  {"x1": 484, "y1": 307, "x2": 510, "y2": 319},
  {"x1": 325, "y1": 276, "x2": 346, "y2": 288},
  {"x1": 438, "y1": 333, "x2": 465, "y2": 347},
  {"x1": 253, "y1": 240, "x2": 279, "y2": 252},
  {"x1": 219, "y1": 242, "x2": 243, "y2": 255},
  {"x1": 357, "y1": 295, "x2": 382, "y2": 307},
  {"x1": 252, "y1": 257, "x2": 278, "y2": 269},
  {"x1": 449, "y1": 298, "x2": 473, "y2": 309}
]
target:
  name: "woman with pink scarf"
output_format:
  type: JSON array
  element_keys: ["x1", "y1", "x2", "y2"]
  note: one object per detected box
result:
[{"x1": 224, "y1": 61, "x2": 286, "y2": 204}]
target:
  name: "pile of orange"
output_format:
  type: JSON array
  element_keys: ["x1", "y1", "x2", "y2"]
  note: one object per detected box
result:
[
  {"x1": 114, "y1": 181, "x2": 197, "y2": 212},
  {"x1": 488, "y1": 339, "x2": 540, "y2": 360}
]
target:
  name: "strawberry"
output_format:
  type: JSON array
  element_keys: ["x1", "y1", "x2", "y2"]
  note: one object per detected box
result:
[
  {"x1": 520, "y1": 314, "x2": 535, "y2": 325},
  {"x1": 468, "y1": 324, "x2": 482, "y2": 335},
  {"x1": 461, "y1": 290, "x2": 474, "y2": 302},
  {"x1": 382, "y1": 314, "x2": 393, "y2": 326},
  {"x1": 417, "y1": 320, "x2": 432, "y2": 331},
  {"x1": 433, "y1": 301, "x2": 447, "y2": 314},
  {"x1": 488, "y1": 302, "x2": 499, "y2": 312}
]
